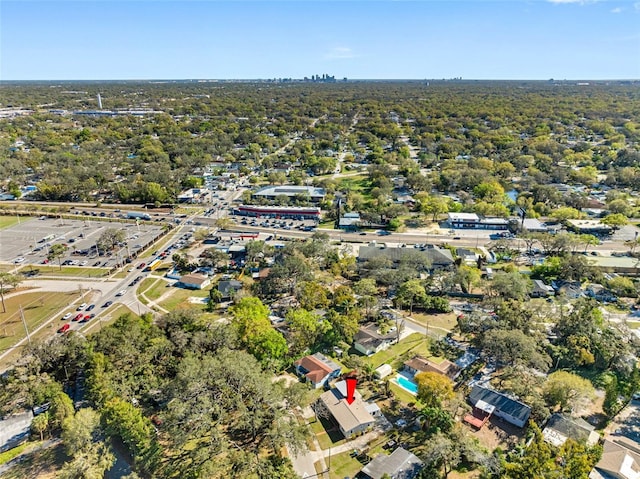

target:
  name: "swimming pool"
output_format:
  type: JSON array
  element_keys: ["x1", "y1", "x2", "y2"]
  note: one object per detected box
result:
[{"x1": 395, "y1": 375, "x2": 418, "y2": 395}]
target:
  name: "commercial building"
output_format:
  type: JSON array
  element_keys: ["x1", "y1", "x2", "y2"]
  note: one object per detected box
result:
[
  {"x1": 252, "y1": 185, "x2": 326, "y2": 203},
  {"x1": 566, "y1": 219, "x2": 612, "y2": 235},
  {"x1": 358, "y1": 243, "x2": 455, "y2": 271},
  {"x1": 233, "y1": 204, "x2": 321, "y2": 220},
  {"x1": 447, "y1": 212, "x2": 510, "y2": 230}
]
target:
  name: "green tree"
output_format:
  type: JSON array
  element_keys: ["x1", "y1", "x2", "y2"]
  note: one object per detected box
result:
[
  {"x1": 543, "y1": 371, "x2": 595, "y2": 413},
  {"x1": 452, "y1": 265, "x2": 481, "y2": 294},
  {"x1": 601, "y1": 213, "x2": 629, "y2": 230},
  {"x1": 96, "y1": 228, "x2": 126, "y2": 252},
  {"x1": 485, "y1": 271, "x2": 532, "y2": 301},
  {"x1": 287, "y1": 308, "x2": 322, "y2": 354},
  {"x1": 62, "y1": 408, "x2": 102, "y2": 455},
  {"x1": 0, "y1": 272, "x2": 21, "y2": 313},
  {"x1": 48, "y1": 243, "x2": 68, "y2": 271},
  {"x1": 415, "y1": 371, "x2": 454, "y2": 408},
  {"x1": 31, "y1": 411, "x2": 49, "y2": 441},
  {"x1": 57, "y1": 441, "x2": 115, "y2": 479},
  {"x1": 396, "y1": 279, "x2": 426, "y2": 315}
]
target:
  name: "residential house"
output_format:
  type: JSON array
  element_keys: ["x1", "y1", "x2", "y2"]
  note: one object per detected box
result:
[
  {"x1": 552, "y1": 280, "x2": 583, "y2": 299},
  {"x1": 531, "y1": 279, "x2": 555, "y2": 298},
  {"x1": 590, "y1": 439, "x2": 640, "y2": 479},
  {"x1": 217, "y1": 280, "x2": 243, "y2": 300},
  {"x1": 178, "y1": 273, "x2": 211, "y2": 290},
  {"x1": 354, "y1": 323, "x2": 398, "y2": 356},
  {"x1": 294, "y1": 353, "x2": 342, "y2": 389},
  {"x1": 403, "y1": 355, "x2": 460, "y2": 380},
  {"x1": 456, "y1": 248, "x2": 479, "y2": 266},
  {"x1": 542, "y1": 413, "x2": 599, "y2": 447},
  {"x1": 316, "y1": 380, "x2": 376, "y2": 438},
  {"x1": 465, "y1": 385, "x2": 531, "y2": 428},
  {"x1": 360, "y1": 447, "x2": 424, "y2": 479},
  {"x1": 586, "y1": 283, "x2": 617, "y2": 303},
  {"x1": 338, "y1": 212, "x2": 361, "y2": 231}
]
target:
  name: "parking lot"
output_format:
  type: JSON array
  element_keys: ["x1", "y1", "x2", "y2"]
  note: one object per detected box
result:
[{"x1": 0, "y1": 217, "x2": 165, "y2": 268}]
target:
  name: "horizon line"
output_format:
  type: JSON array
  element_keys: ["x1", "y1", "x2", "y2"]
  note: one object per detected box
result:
[{"x1": 2, "y1": 78, "x2": 639, "y2": 83}]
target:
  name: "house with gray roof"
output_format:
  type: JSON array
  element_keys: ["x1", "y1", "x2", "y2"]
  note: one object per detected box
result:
[
  {"x1": 317, "y1": 380, "x2": 376, "y2": 438},
  {"x1": 590, "y1": 439, "x2": 640, "y2": 479},
  {"x1": 543, "y1": 413, "x2": 599, "y2": 447},
  {"x1": 360, "y1": 447, "x2": 424, "y2": 479},
  {"x1": 466, "y1": 385, "x2": 531, "y2": 428}
]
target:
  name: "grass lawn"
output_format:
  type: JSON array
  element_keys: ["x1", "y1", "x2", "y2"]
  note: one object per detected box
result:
[
  {"x1": 0, "y1": 215, "x2": 26, "y2": 230},
  {"x1": 0, "y1": 439, "x2": 67, "y2": 479},
  {"x1": 20, "y1": 265, "x2": 111, "y2": 278},
  {"x1": 310, "y1": 416, "x2": 347, "y2": 450},
  {"x1": 0, "y1": 441, "x2": 35, "y2": 465},
  {"x1": 159, "y1": 286, "x2": 209, "y2": 311},
  {"x1": 326, "y1": 451, "x2": 363, "y2": 479},
  {"x1": 389, "y1": 381, "x2": 420, "y2": 405},
  {"x1": 138, "y1": 233, "x2": 174, "y2": 259},
  {"x1": 319, "y1": 220, "x2": 337, "y2": 229},
  {"x1": 627, "y1": 320, "x2": 640, "y2": 329},
  {"x1": 139, "y1": 277, "x2": 170, "y2": 302},
  {"x1": 406, "y1": 311, "x2": 458, "y2": 333},
  {"x1": 0, "y1": 291, "x2": 81, "y2": 355},
  {"x1": 364, "y1": 333, "x2": 431, "y2": 370},
  {"x1": 337, "y1": 174, "x2": 371, "y2": 194}
]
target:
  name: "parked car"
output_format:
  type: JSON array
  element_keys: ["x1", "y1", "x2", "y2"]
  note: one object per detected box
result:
[
  {"x1": 77, "y1": 303, "x2": 87, "y2": 311},
  {"x1": 57, "y1": 324, "x2": 70, "y2": 334},
  {"x1": 62, "y1": 312, "x2": 73, "y2": 320}
]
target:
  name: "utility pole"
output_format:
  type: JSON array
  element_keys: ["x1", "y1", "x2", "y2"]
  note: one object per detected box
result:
[{"x1": 19, "y1": 305, "x2": 31, "y2": 345}]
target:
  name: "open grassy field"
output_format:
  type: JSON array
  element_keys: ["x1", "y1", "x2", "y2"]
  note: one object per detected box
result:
[
  {"x1": 159, "y1": 286, "x2": 209, "y2": 311},
  {"x1": 0, "y1": 291, "x2": 81, "y2": 353},
  {"x1": 407, "y1": 311, "x2": 458, "y2": 333},
  {"x1": 0, "y1": 215, "x2": 25, "y2": 230},
  {"x1": 326, "y1": 451, "x2": 363, "y2": 479},
  {"x1": 138, "y1": 277, "x2": 170, "y2": 302},
  {"x1": 363, "y1": 333, "x2": 431, "y2": 370},
  {"x1": 18, "y1": 265, "x2": 111, "y2": 278}
]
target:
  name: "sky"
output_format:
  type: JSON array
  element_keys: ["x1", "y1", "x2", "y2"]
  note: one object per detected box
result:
[{"x1": 1, "y1": 0, "x2": 639, "y2": 80}]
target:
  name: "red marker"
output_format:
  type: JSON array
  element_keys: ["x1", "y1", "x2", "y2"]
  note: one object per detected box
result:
[{"x1": 346, "y1": 377, "x2": 357, "y2": 405}]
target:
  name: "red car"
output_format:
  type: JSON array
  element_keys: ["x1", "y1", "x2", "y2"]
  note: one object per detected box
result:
[
  {"x1": 73, "y1": 313, "x2": 83, "y2": 321},
  {"x1": 57, "y1": 324, "x2": 70, "y2": 334},
  {"x1": 137, "y1": 263, "x2": 146, "y2": 269}
]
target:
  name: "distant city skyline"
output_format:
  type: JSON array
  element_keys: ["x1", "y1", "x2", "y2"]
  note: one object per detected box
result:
[{"x1": 1, "y1": 0, "x2": 639, "y2": 81}]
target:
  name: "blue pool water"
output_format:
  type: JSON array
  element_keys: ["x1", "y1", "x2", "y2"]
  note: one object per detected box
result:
[{"x1": 396, "y1": 375, "x2": 418, "y2": 395}]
